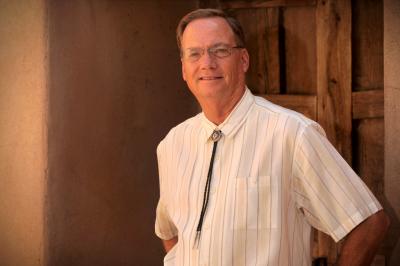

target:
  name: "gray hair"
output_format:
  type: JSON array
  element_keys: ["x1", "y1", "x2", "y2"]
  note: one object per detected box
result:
[{"x1": 176, "y1": 9, "x2": 246, "y2": 51}]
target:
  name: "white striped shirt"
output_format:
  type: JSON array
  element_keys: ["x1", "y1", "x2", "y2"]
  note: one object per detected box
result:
[{"x1": 155, "y1": 88, "x2": 382, "y2": 266}]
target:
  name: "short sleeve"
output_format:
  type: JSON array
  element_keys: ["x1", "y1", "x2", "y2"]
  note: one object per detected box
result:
[
  {"x1": 155, "y1": 141, "x2": 178, "y2": 240},
  {"x1": 292, "y1": 123, "x2": 382, "y2": 242},
  {"x1": 155, "y1": 199, "x2": 178, "y2": 240}
]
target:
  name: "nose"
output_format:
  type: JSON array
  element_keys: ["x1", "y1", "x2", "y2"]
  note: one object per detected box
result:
[{"x1": 199, "y1": 50, "x2": 217, "y2": 70}]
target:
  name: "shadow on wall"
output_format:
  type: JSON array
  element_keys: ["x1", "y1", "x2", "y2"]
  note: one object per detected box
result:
[{"x1": 46, "y1": 1, "x2": 197, "y2": 265}]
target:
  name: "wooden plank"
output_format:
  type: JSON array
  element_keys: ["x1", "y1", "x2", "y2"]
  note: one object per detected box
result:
[
  {"x1": 352, "y1": 0, "x2": 383, "y2": 91},
  {"x1": 352, "y1": 90, "x2": 384, "y2": 119},
  {"x1": 353, "y1": 118, "x2": 385, "y2": 265},
  {"x1": 283, "y1": 6, "x2": 317, "y2": 94},
  {"x1": 353, "y1": 118, "x2": 384, "y2": 198},
  {"x1": 265, "y1": 8, "x2": 281, "y2": 94},
  {"x1": 316, "y1": 0, "x2": 352, "y2": 163},
  {"x1": 232, "y1": 9, "x2": 268, "y2": 94},
  {"x1": 316, "y1": 0, "x2": 352, "y2": 263},
  {"x1": 221, "y1": 0, "x2": 316, "y2": 9},
  {"x1": 260, "y1": 94, "x2": 317, "y2": 120}
]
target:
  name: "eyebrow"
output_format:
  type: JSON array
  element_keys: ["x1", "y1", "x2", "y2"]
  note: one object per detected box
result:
[{"x1": 185, "y1": 42, "x2": 231, "y2": 50}]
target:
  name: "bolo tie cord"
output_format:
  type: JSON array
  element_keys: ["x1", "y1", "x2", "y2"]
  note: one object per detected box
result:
[{"x1": 194, "y1": 129, "x2": 222, "y2": 249}]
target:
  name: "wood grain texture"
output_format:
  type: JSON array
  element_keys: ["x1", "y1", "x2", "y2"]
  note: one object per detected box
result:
[
  {"x1": 220, "y1": 0, "x2": 316, "y2": 9},
  {"x1": 352, "y1": 0, "x2": 383, "y2": 91},
  {"x1": 265, "y1": 8, "x2": 281, "y2": 94},
  {"x1": 233, "y1": 9, "x2": 268, "y2": 94},
  {"x1": 353, "y1": 118, "x2": 386, "y2": 264},
  {"x1": 283, "y1": 6, "x2": 317, "y2": 94},
  {"x1": 316, "y1": 0, "x2": 352, "y2": 163},
  {"x1": 352, "y1": 90, "x2": 384, "y2": 119},
  {"x1": 353, "y1": 118, "x2": 384, "y2": 198},
  {"x1": 315, "y1": 0, "x2": 352, "y2": 264}
]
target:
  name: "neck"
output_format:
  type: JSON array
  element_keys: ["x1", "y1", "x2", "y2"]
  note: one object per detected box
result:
[{"x1": 201, "y1": 87, "x2": 245, "y2": 125}]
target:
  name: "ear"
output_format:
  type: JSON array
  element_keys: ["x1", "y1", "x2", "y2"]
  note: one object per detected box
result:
[
  {"x1": 241, "y1": 49, "x2": 250, "y2": 73},
  {"x1": 181, "y1": 59, "x2": 187, "y2": 81}
]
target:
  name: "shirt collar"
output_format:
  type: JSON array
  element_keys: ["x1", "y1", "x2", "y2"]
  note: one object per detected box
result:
[{"x1": 201, "y1": 87, "x2": 254, "y2": 142}]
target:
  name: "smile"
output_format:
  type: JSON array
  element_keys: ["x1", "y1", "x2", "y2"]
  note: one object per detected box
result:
[{"x1": 199, "y1": 76, "x2": 223, "y2": 80}]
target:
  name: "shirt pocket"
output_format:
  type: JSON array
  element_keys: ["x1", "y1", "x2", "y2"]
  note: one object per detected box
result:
[{"x1": 232, "y1": 175, "x2": 276, "y2": 230}]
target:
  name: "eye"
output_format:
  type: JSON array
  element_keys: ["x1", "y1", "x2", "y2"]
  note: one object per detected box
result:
[
  {"x1": 213, "y1": 47, "x2": 230, "y2": 58},
  {"x1": 186, "y1": 49, "x2": 202, "y2": 60}
]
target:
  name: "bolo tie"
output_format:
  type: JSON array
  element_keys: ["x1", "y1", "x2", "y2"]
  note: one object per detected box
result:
[{"x1": 194, "y1": 129, "x2": 222, "y2": 248}]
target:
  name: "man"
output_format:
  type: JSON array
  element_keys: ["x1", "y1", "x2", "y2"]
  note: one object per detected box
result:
[{"x1": 155, "y1": 9, "x2": 389, "y2": 266}]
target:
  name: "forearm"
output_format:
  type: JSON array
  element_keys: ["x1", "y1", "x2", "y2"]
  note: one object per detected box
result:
[
  {"x1": 337, "y1": 210, "x2": 390, "y2": 266},
  {"x1": 162, "y1": 236, "x2": 178, "y2": 253}
]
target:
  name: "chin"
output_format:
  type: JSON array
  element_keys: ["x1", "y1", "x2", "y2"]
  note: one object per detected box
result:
[{"x1": 200, "y1": 87, "x2": 226, "y2": 99}]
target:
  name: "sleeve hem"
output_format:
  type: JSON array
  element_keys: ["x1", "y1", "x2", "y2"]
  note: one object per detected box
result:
[
  {"x1": 155, "y1": 227, "x2": 178, "y2": 241},
  {"x1": 331, "y1": 202, "x2": 383, "y2": 242}
]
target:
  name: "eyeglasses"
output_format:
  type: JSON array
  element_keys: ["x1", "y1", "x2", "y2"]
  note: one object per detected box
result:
[{"x1": 182, "y1": 44, "x2": 244, "y2": 63}]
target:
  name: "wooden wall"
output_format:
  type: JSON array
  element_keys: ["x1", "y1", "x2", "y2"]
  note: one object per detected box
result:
[{"x1": 199, "y1": 0, "x2": 384, "y2": 265}]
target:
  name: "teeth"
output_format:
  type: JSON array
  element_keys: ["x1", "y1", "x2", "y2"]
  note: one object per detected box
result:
[{"x1": 201, "y1": 77, "x2": 219, "y2": 80}]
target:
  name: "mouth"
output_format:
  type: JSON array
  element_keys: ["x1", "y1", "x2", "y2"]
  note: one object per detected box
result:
[{"x1": 199, "y1": 76, "x2": 223, "y2": 81}]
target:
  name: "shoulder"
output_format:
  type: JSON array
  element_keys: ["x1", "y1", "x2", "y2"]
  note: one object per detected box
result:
[
  {"x1": 157, "y1": 113, "x2": 202, "y2": 153},
  {"x1": 252, "y1": 95, "x2": 323, "y2": 135}
]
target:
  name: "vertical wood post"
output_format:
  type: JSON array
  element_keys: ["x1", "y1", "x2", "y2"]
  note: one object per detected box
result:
[
  {"x1": 316, "y1": 0, "x2": 352, "y2": 264},
  {"x1": 316, "y1": 0, "x2": 352, "y2": 162},
  {"x1": 265, "y1": 8, "x2": 281, "y2": 94}
]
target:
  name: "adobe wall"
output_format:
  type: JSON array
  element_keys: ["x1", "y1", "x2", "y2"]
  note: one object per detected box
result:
[
  {"x1": 384, "y1": 0, "x2": 400, "y2": 265},
  {"x1": 0, "y1": 0, "x2": 47, "y2": 265}
]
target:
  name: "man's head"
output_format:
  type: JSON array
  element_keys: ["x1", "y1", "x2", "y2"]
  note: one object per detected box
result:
[{"x1": 177, "y1": 9, "x2": 249, "y2": 109}]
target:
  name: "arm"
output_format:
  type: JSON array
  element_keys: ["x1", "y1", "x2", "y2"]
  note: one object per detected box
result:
[
  {"x1": 162, "y1": 236, "x2": 178, "y2": 253},
  {"x1": 337, "y1": 210, "x2": 390, "y2": 266}
]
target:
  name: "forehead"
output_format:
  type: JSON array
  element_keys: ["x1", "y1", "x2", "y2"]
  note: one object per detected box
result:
[{"x1": 181, "y1": 17, "x2": 236, "y2": 48}]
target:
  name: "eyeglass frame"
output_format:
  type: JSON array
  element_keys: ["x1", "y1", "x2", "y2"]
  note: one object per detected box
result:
[{"x1": 181, "y1": 43, "x2": 244, "y2": 63}]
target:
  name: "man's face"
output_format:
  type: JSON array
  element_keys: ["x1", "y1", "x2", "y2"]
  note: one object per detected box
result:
[{"x1": 180, "y1": 17, "x2": 249, "y2": 104}]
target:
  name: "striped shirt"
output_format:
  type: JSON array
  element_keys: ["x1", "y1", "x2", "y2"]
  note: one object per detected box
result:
[{"x1": 155, "y1": 88, "x2": 382, "y2": 266}]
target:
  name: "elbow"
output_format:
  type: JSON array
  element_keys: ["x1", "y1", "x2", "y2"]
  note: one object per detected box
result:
[
  {"x1": 374, "y1": 210, "x2": 391, "y2": 237},
  {"x1": 381, "y1": 211, "x2": 391, "y2": 232}
]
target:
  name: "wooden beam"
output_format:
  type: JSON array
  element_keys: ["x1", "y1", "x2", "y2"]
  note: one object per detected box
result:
[
  {"x1": 352, "y1": 0, "x2": 383, "y2": 90},
  {"x1": 352, "y1": 90, "x2": 384, "y2": 119},
  {"x1": 235, "y1": 8, "x2": 281, "y2": 94},
  {"x1": 259, "y1": 94, "x2": 317, "y2": 120},
  {"x1": 283, "y1": 6, "x2": 317, "y2": 94},
  {"x1": 258, "y1": 89, "x2": 384, "y2": 122},
  {"x1": 315, "y1": 0, "x2": 352, "y2": 263},
  {"x1": 354, "y1": 118, "x2": 384, "y2": 197},
  {"x1": 316, "y1": 0, "x2": 352, "y2": 163},
  {"x1": 221, "y1": 0, "x2": 316, "y2": 9},
  {"x1": 235, "y1": 9, "x2": 268, "y2": 94}
]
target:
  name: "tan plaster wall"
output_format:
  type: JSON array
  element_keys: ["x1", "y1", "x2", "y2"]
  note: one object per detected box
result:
[
  {"x1": 0, "y1": 0, "x2": 47, "y2": 265},
  {"x1": 384, "y1": 0, "x2": 400, "y2": 264},
  {"x1": 46, "y1": 1, "x2": 197, "y2": 265}
]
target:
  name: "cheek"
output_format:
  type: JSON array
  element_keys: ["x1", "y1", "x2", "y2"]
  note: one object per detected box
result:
[{"x1": 184, "y1": 64, "x2": 196, "y2": 78}]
